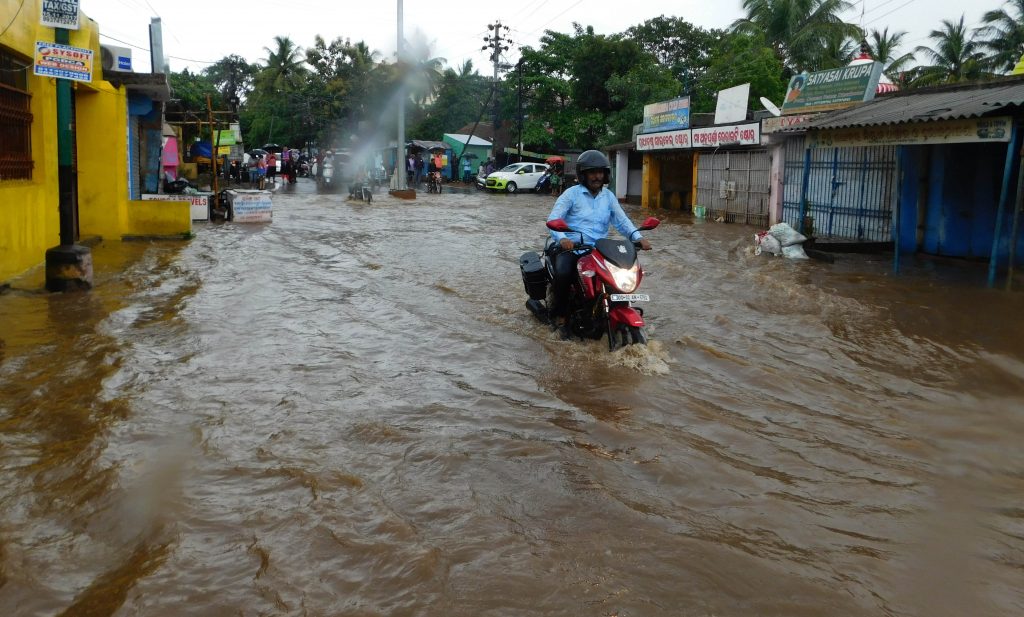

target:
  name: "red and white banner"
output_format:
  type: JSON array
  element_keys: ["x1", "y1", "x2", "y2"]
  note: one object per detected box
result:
[
  {"x1": 691, "y1": 123, "x2": 761, "y2": 147},
  {"x1": 636, "y1": 129, "x2": 692, "y2": 151}
]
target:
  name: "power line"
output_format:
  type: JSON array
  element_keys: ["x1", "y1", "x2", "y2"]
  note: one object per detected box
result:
[
  {"x1": 864, "y1": 0, "x2": 922, "y2": 25},
  {"x1": 526, "y1": 0, "x2": 585, "y2": 36},
  {"x1": 0, "y1": 0, "x2": 27, "y2": 41}
]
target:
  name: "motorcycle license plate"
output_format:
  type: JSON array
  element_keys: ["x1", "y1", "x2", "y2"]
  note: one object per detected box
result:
[{"x1": 609, "y1": 293, "x2": 649, "y2": 302}]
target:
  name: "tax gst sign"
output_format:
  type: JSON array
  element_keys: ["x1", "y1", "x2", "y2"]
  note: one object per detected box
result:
[
  {"x1": 636, "y1": 129, "x2": 691, "y2": 151},
  {"x1": 642, "y1": 96, "x2": 690, "y2": 132},
  {"x1": 40, "y1": 0, "x2": 80, "y2": 29},
  {"x1": 33, "y1": 41, "x2": 93, "y2": 82}
]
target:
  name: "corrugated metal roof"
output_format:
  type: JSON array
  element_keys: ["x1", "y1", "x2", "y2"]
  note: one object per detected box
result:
[
  {"x1": 807, "y1": 78, "x2": 1024, "y2": 130},
  {"x1": 444, "y1": 133, "x2": 492, "y2": 146}
]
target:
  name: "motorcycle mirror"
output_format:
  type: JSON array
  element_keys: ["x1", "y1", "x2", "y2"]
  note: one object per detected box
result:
[
  {"x1": 638, "y1": 217, "x2": 661, "y2": 231},
  {"x1": 546, "y1": 219, "x2": 571, "y2": 232}
]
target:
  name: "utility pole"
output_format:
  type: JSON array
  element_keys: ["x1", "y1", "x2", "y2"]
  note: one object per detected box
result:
[
  {"x1": 517, "y1": 58, "x2": 524, "y2": 163},
  {"x1": 481, "y1": 21, "x2": 510, "y2": 162},
  {"x1": 393, "y1": 0, "x2": 412, "y2": 195},
  {"x1": 45, "y1": 11, "x2": 92, "y2": 291}
]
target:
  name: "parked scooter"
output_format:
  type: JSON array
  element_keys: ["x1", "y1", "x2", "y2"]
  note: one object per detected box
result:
[
  {"x1": 534, "y1": 172, "x2": 552, "y2": 195},
  {"x1": 520, "y1": 217, "x2": 660, "y2": 351},
  {"x1": 318, "y1": 154, "x2": 336, "y2": 191},
  {"x1": 475, "y1": 171, "x2": 487, "y2": 191}
]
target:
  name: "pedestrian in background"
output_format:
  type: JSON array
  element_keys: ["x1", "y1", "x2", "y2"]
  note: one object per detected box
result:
[
  {"x1": 415, "y1": 155, "x2": 425, "y2": 187},
  {"x1": 266, "y1": 152, "x2": 277, "y2": 183}
]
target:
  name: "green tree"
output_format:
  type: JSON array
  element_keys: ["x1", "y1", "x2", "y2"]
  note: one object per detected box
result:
[
  {"x1": 411, "y1": 60, "x2": 490, "y2": 139},
  {"x1": 512, "y1": 24, "x2": 682, "y2": 148},
  {"x1": 624, "y1": 16, "x2": 725, "y2": 94},
  {"x1": 168, "y1": 68, "x2": 220, "y2": 113},
  {"x1": 697, "y1": 31, "x2": 786, "y2": 113},
  {"x1": 912, "y1": 15, "x2": 988, "y2": 86},
  {"x1": 202, "y1": 54, "x2": 258, "y2": 108},
  {"x1": 978, "y1": 0, "x2": 1024, "y2": 72},
  {"x1": 167, "y1": 69, "x2": 221, "y2": 144},
  {"x1": 732, "y1": 0, "x2": 862, "y2": 72}
]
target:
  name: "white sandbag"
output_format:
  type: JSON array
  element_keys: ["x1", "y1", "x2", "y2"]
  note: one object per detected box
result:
[
  {"x1": 782, "y1": 243, "x2": 809, "y2": 259},
  {"x1": 768, "y1": 222, "x2": 808, "y2": 247},
  {"x1": 753, "y1": 232, "x2": 782, "y2": 256}
]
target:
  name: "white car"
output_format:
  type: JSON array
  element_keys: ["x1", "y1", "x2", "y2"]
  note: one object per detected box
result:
[{"x1": 485, "y1": 163, "x2": 549, "y2": 193}]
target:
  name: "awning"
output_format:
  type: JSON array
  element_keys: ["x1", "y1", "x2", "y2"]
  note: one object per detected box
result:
[
  {"x1": 807, "y1": 77, "x2": 1024, "y2": 130},
  {"x1": 408, "y1": 140, "x2": 448, "y2": 151}
]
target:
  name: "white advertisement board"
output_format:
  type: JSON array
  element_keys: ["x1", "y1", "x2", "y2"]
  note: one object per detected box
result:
[
  {"x1": 141, "y1": 193, "x2": 211, "y2": 221},
  {"x1": 227, "y1": 190, "x2": 273, "y2": 223},
  {"x1": 714, "y1": 83, "x2": 750, "y2": 125}
]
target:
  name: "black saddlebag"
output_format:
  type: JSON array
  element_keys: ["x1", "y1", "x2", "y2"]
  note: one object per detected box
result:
[{"x1": 519, "y1": 252, "x2": 548, "y2": 301}]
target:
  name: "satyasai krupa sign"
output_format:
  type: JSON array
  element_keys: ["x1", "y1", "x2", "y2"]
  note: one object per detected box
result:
[
  {"x1": 40, "y1": 0, "x2": 80, "y2": 30},
  {"x1": 781, "y1": 62, "x2": 883, "y2": 115}
]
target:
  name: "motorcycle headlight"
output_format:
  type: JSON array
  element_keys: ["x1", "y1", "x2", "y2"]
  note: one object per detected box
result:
[{"x1": 607, "y1": 262, "x2": 639, "y2": 293}]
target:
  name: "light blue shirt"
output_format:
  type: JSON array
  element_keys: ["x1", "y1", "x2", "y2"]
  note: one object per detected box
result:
[{"x1": 547, "y1": 184, "x2": 642, "y2": 246}]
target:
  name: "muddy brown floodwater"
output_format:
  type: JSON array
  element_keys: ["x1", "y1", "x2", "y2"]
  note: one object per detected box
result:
[{"x1": 1, "y1": 179, "x2": 1022, "y2": 617}]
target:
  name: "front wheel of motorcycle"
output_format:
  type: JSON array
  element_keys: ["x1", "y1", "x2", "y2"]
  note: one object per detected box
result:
[{"x1": 629, "y1": 325, "x2": 648, "y2": 345}]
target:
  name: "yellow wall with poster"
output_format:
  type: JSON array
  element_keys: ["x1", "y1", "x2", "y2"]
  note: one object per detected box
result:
[{"x1": 0, "y1": 0, "x2": 189, "y2": 286}]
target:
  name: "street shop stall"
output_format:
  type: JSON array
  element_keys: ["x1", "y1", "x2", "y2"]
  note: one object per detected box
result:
[{"x1": 794, "y1": 77, "x2": 1024, "y2": 285}]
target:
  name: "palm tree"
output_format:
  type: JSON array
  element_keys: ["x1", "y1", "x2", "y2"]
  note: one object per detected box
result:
[
  {"x1": 732, "y1": 0, "x2": 863, "y2": 72},
  {"x1": 401, "y1": 30, "x2": 446, "y2": 105},
  {"x1": 977, "y1": 0, "x2": 1024, "y2": 72},
  {"x1": 260, "y1": 35, "x2": 307, "y2": 92},
  {"x1": 913, "y1": 15, "x2": 987, "y2": 86},
  {"x1": 867, "y1": 28, "x2": 916, "y2": 84}
]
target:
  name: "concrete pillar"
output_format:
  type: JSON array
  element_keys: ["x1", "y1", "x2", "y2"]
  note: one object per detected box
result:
[
  {"x1": 642, "y1": 153, "x2": 660, "y2": 209},
  {"x1": 614, "y1": 150, "x2": 628, "y2": 200},
  {"x1": 768, "y1": 138, "x2": 785, "y2": 225},
  {"x1": 45, "y1": 245, "x2": 93, "y2": 292}
]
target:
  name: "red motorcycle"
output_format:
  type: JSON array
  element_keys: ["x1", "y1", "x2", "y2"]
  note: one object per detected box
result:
[{"x1": 520, "y1": 217, "x2": 660, "y2": 351}]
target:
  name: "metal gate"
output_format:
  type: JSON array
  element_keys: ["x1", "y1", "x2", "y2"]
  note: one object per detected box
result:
[
  {"x1": 129, "y1": 115, "x2": 142, "y2": 199},
  {"x1": 782, "y1": 136, "x2": 897, "y2": 241},
  {"x1": 696, "y1": 149, "x2": 770, "y2": 226}
]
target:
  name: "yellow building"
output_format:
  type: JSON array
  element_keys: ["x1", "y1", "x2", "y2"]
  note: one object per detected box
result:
[{"x1": 0, "y1": 0, "x2": 190, "y2": 286}]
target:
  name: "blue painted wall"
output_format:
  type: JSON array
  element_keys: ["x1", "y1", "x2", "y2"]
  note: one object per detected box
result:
[{"x1": 897, "y1": 143, "x2": 1024, "y2": 265}]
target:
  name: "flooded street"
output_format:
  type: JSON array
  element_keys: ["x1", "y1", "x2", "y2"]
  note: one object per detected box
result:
[{"x1": 1, "y1": 180, "x2": 1023, "y2": 617}]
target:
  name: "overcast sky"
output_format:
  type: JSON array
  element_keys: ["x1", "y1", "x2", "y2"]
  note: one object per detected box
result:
[{"x1": 78, "y1": 0, "x2": 994, "y2": 75}]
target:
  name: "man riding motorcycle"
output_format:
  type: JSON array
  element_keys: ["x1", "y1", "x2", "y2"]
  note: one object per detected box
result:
[{"x1": 546, "y1": 149, "x2": 652, "y2": 336}]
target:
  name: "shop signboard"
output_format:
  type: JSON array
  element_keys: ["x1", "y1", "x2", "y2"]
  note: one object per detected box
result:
[
  {"x1": 227, "y1": 190, "x2": 273, "y2": 223},
  {"x1": 637, "y1": 129, "x2": 691, "y2": 151},
  {"x1": 808, "y1": 117, "x2": 1013, "y2": 148},
  {"x1": 642, "y1": 96, "x2": 690, "y2": 133},
  {"x1": 762, "y1": 114, "x2": 813, "y2": 134},
  {"x1": 781, "y1": 62, "x2": 882, "y2": 115},
  {"x1": 142, "y1": 192, "x2": 211, "y2": 221},
  {"x1": 215, "y1": 130, "x2": 237, "y2": 146},
  {"x1": 692, "y1": 123, "x2": 761, "y2": 147},
  {"x1": 33, "y1": 41, "x2": 93, "y2": 82},
  {"x1": 40, "y1": 0, "x2": 80, "y2": 29}
]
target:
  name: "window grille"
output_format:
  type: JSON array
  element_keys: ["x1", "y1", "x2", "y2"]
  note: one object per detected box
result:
[{"x1": 0, "y1": 49, "x2": 33, "y2": 181}]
